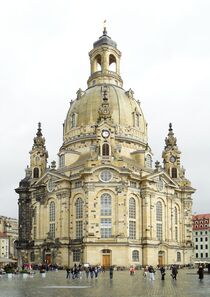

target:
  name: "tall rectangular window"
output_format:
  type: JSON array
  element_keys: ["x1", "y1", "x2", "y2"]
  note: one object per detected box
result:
[
  {"x1": 33, "y1": 226, "x2": 37, "y2": 240},
  {"x1": 129, "y1": 221, "x2": 136, "y2": 239},
  {"x1": 49, "y1": 223, "x2": 55, "y2": 239},
  {"x1": 73, "y1": 250, "x2": 80, "y2": 262},
  {"x1": 76, "y1": 221, "x2": 83, "y2": 239},
  {"x1": 156, "y1": 223, "x2": 163, "y2": 240},
  {"x1": 100, "y1": 218, "x2": 112, "y2": 238},
  {"x1": 175, "y1": 226, "x2": 178, "y2": 241},
  {"x1": 59, "y1": 155, "x2": 65, "y2": 168}
]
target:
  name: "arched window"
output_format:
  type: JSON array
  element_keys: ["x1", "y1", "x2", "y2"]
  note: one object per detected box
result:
[
  {"x1": 177, "y1": 252, "x2": 181, "y2": 262},
  {"x1": 109, "y1": 54, "x2": 117, "y2": 72},
  {"x1": 156, "y1": 202, "x2": 162, "y2": 221},
  {"x1": 129, "y1": 198, "x2": 136, "y2": 219},
  {"x1": 174, "y1": 207, "x2": 178, "y2": 225},
  {"x1": 101, "y1": 193, "x2": 112, "y2": 216},
  {"x1": 129, "y1": 198, "x2": 136, "y2": 239},
  {"x1": 75, "y1": 198, "x2": 83, "y2": 239},
  {"x1": 156, "y1": 201, "x2": 163, "y2": 240},
  {"x1": 49, "y1": 201, "x2": 55, "y2": 222},
  {"x1": 171, "y1": 168, "x2": 177, "y2": 178},
  {"x1": 136, "y1": 114, "x2": 140, "y2": 127},
  {"x1": 49, "y1": 201, "x2": 55, "y2": 239},
  {"x1": 76, "y1": 198, "x2": 83, "y2": 219},
  {"x1": 102, "y1": 143, "x2": 109, "y2": 156},
  {"x1": 59, "y1": 155, "x2": 65, "y2": 168},
  {"x1": 132, "y1": 250, "x2": 139, "y2": 262},
  {"x1": 145, "y1": 154, "x2": 152, "y2": 168},
  {"x1": 33, "y1": 207, "x2": 37, "y2": 225},
  {"x1": 94, "y1": 54, "x2": 102, "y2": 71},
  {"x1": 33, "y1": 167, "x2": 39, "y2": 178},
  {"x1": 71, "y1": 113, "x2": 76, "y2": 128}
]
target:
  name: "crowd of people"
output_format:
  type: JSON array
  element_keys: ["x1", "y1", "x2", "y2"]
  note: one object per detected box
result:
[
  {"x1": 65, "y1": 264, "x2": 106, "y2": 279},
  {"x1": 0, "y1": 262, "x2": 206, "y2": 282}
]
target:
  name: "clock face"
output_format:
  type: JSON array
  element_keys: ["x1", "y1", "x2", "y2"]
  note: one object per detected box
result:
[
  {"x1": 101, "y1": 129, "x2": 110, "y2": 138},
  {"x1": 170, "y1": 156, "x2": 176, "y2": 163}
]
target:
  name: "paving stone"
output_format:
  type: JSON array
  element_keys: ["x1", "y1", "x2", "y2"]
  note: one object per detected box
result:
[{"x1": 0, "y1": 269, "x2": 209, "y2": 297}]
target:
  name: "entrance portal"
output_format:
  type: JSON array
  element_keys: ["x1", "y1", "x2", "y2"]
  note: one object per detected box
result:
[
  {"x1": 101, "y1": 249, "x2": 111, "y2": 268},
  {"x1": 102, "y1": 255, "x2": 110, "y2": 267},
  {"x1": 45, "y1": 254, "x2": 51, "y2": 264},
  {"x1": 158, "y1": 251, "x2": 165, "y2": 266}
]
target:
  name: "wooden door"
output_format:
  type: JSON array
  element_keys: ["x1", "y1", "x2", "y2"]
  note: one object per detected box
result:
[
  {"x1": 46, "y1": 254, "x2": 51, "y2": 264},
  {"x1": 158, "y1": 255, "x2": 165, "y2": 266},
  {"x1": 102, "y1": 255, "x2": 110, "y2": 268},
  {"x1": 158, "y1": 255, "x2": 164, "y2": 266}
]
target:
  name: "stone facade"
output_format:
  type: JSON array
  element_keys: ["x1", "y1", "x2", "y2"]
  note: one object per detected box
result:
[{"x1": 16, "y1": 28, "x2": 195, "y2": 268}]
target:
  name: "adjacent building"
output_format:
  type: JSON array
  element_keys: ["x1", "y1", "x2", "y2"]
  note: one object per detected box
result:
[
  {"x1": 0, "y1": 233, "x2": 9, "y2": 258},
  {"x1": 192, "y1": 214, "x2": 210, "y2": 263},
  {"x1": 0, "y1": 216, "x2": 18, "y2": 259},
  {"x1": 15, "y1": 28, "x2": 195, "y2": 268}
]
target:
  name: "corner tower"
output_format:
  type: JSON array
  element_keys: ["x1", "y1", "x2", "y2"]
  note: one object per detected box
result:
[
  {"x1": 162, "y1": 123, "x2": 191, "y2": 186},
  {"x1": 30, "y1": 123, "x2": 48, "y2": 179}
]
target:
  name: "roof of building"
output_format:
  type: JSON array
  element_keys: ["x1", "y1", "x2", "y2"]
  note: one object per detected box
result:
[
  {"x1": 192, "y1": 214, "x2": 210, "y2": 220},
  {"x1": 0, "y1": 232, "x2": 8, "y2": 238}
]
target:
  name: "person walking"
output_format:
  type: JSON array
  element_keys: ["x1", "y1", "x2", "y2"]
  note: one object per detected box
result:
[
  {"x1": 66, "y1": 267, "x2": 71, "y2": 279},
  {"x1": 143, "y1": 266, "x2": 148, "y2": 279},
  {"x1": 197, "y1": 265, "x2": 204, "y2": 281},
  {"x1": 148, "y1": 265, "x2": 155, "y2": 281},
  {"x1": 109, "y1": 266, "x2": 114, "y2": 280},
  {"x1": 160, "y1": 266, "x2": 166, "y2": 280},
  {"x1": 171, "y1": 265, "x2": 178, "y2": 280}
]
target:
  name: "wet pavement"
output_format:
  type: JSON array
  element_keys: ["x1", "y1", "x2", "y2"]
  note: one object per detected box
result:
[{"x1": 0, "y1": 269, "x2": 210, "y2": 297}]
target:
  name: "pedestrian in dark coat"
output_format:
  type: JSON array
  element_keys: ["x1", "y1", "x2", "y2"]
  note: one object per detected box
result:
[
  {"x1": 197, "y1": 265, "x2": 204, "y2": 280},
  {"x1": 160, "y1": 266, "x2": 166, "y2": 280},
  {"x1": 109, "y1": 266, "x2": 114, "y2": 279},
  {"x1": 171, "y1": 265, "x2": 178, "y2": 280},
  {"x1": 66, "y1": 267, "x2": 71, "y2": 279}
]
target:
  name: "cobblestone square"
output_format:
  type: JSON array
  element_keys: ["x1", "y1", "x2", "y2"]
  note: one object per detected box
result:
[{"x1": 0, "y1": 269, "x2": 210, "y2": 297}]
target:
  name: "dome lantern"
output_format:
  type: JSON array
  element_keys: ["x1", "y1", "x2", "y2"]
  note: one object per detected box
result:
[{"x1": 87, "y1": 27, "x2": 123, "y2": 88}]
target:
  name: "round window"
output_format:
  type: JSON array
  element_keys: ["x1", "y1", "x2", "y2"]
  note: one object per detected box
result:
[{"x1": 100, "y1": 170, "x2": 112, "y2": 182}]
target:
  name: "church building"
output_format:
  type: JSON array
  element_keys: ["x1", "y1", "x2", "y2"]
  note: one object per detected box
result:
[{"x1": 15, "y1": 28, "x2": 195, "y2": 268}]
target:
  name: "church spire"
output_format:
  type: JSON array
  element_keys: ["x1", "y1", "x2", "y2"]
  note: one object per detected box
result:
[
  {"x1": 103, "y1": 20, "x2": 107, "y2": 35},
  {"x1": 162, "y1": 123, "x2": 181, "y2": 179},
  {"x1": 164, "y1": 123, "x2": 177, "y2": 149},
  {"x1": 30, "y1": 123, "x2": 48, "y2": 179},
  {"x1": 36, "y1": 122, "x2": 42, "y2": 137}
]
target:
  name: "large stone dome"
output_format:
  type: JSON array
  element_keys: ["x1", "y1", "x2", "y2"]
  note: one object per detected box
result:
[
  {"x1": 62, "y1": 29, "x2": 148, "y2": 146},
  {"x1": 65, "y1": 85, "x2": 146, "y2": 130}
]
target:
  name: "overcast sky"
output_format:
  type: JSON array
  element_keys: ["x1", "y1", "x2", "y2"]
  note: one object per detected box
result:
[{"x1": 0, "y1": 0, "x2": 209, "y2": 219}]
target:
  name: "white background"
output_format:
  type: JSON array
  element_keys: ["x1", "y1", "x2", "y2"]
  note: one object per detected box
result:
[{"x1": 0, "y1": 0, "x2": 209, "y2": 218}]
